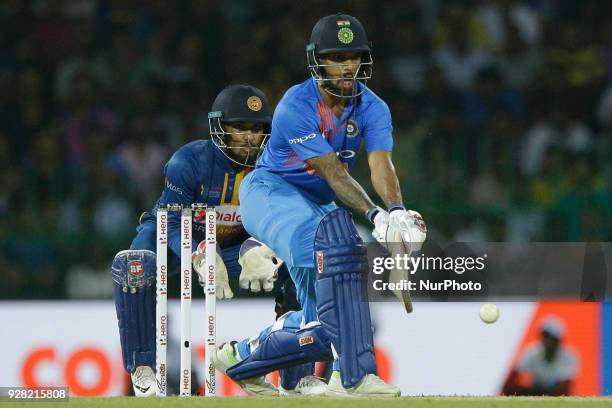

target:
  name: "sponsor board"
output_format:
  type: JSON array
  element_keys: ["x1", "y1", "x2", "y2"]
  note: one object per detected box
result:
[{"x1": 0, "y1": 301, "x2": 603, "y2": 396}]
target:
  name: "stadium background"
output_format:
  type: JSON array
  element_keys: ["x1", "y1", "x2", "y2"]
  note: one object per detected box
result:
[{"x1": 0, "y1": 0, "x2": 610, "y2": 397}]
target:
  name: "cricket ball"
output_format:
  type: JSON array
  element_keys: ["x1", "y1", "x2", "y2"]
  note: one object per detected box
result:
[{"x1": 479, "y1": 303, "x2": 499, "y2": 324}]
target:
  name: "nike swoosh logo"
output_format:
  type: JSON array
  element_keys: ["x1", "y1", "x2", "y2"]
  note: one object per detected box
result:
[{"x1": 134, "y1": 385, "x2": 151, "y2": 393}]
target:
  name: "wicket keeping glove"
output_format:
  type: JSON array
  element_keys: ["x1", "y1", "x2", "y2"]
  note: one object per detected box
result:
[
  {"x1": 192, "y1": 240, "x2": 233, "y2": 300},
  {"x1": 238, "y1": 238, "x2": 282, "y2": 293}
]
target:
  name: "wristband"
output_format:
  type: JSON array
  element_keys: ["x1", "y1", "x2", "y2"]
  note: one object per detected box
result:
[
  {"x1": 366, "y1": 207, "x2": 380, "y2": 224},
  {"x1": 388, "y1": 203, "x2": 405, "y2": 213}
]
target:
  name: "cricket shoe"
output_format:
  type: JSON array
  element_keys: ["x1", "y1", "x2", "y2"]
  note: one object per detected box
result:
[
  {"x1": 212, "y1": 342, "x2": 278, "y2": 396},
  {"x1": 326, "y1": 370, "x2": 400, "y2": 398},
  {"x1": 131, "y1": 365, "x2": 157, "y2": 397},
  {"x1": 279, "y1": 375, "x2": 328, "y2": 396}
]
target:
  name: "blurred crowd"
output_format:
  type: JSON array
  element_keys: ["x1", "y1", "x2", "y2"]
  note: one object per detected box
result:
[{"x1": 0, "y1": 0, "x2": 610, "y2": 298}]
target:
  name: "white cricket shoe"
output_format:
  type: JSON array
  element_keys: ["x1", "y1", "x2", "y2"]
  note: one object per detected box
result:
[
  {"x1": 279, "y1": 375, "x2": 327, "y2": 396},
  {"x1": 326, "y1": 370, "x2": 400, "y2": 398},
  {"x1": 212, "y1": 342, "x2": 278, "y2": 396},
  {"x1": 131, "y1": 366, "x2": 157, "y2": 397}
]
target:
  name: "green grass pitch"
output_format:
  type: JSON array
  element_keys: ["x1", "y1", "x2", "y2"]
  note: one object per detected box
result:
[{"x1": 5, "y1": 397, "x2": 612, "y2": 408}]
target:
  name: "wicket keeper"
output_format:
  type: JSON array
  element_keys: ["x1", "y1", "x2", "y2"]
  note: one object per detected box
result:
[{"x1": 111, "y1": 84, "x2": 285, "y2": 396}]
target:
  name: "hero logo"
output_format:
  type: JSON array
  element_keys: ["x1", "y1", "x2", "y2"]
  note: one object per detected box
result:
[
  {"x1": 183, "y1": 218, "x2": 190, "y2": 242},
  {"x1": 182, "y1": 369, "x2": 190, "y2": 391},
  {"x1": 183, "y1": 268, "x2": 191, "y2": 295},
  {"x1": 289, "y1": 133, "x2": 316, "y2": 144}
]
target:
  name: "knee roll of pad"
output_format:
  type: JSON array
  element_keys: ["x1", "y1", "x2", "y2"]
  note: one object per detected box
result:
[
  {"x1": 111, "y1": 250, "x2": 157, "y2": 372},
  {"x1": 313, "y1": 208, "x2": 377, "y2": 388}
]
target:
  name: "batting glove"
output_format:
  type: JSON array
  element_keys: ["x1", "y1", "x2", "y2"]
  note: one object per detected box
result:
[
  {"x1": 369, "y1": 206, "x2": 390, "y2": 245},
  {"x1": 388, "y1": 209, "x2": 427, "y2": 255}
]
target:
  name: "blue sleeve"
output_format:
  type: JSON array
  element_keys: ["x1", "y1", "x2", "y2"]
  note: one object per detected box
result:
[
  {"x1": 273, "y1": 102, "x2": 334, "y2": 161},
  {"x1": 158, "y1": 150, "x2": 200, "y2": 257},
  {"x1": 364, "y1": 100, "x2": 393, "y2": 152}
]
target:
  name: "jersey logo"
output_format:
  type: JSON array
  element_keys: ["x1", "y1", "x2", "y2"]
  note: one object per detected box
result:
[
  {"x1": 194, "y1": 205, "x2": 243, "y2": 245},
  {"x1": 194, "y1": 206, "x2": 242, "y2": 225},
  {"x1": 247, "y1": 96, "x2": 262, "y2": 111},
  {"x1": 165, "y1": 177, "x2": 183, "y2": 195},
  {"x1": 337, "y1": 150, "x2": 356, "y2": 159},
  {"x1": 207, "y1": 186, "x2": 222, "y2": 199},
  {"x1": 289, "y1": 133, "x2": 316, "y2": 144},
  {"x1": 216, "y1": 206, "x2": 242, "y2": 224},
  {"x1": 346, "y1": 119, "x2": 359, "y2": 137}
]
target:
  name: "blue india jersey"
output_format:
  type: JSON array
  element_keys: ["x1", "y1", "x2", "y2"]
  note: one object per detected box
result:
[{"x1": 256, "y1": 78, "x2": 393, "y2": 204}]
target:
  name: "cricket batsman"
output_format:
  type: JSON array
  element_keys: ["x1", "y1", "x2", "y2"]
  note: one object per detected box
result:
[
  {"x1": 213, "y1": 14, "x2": 427, "y2": 397},
  {"x1": 111, "y1": 84, "x2": 290, "y2": 396}
]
